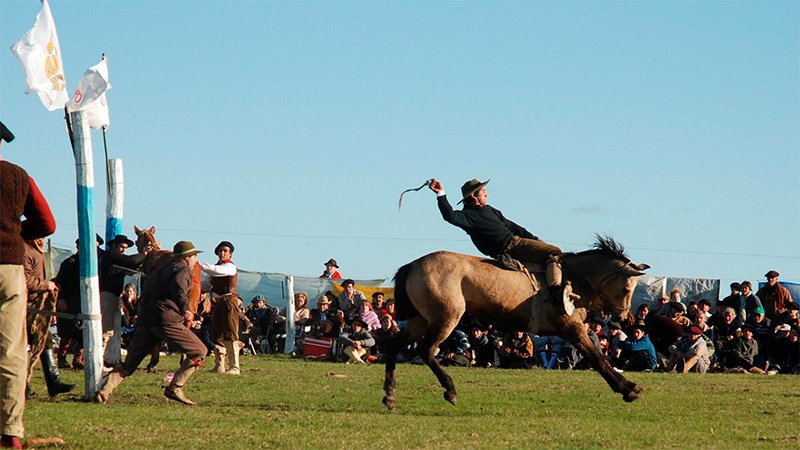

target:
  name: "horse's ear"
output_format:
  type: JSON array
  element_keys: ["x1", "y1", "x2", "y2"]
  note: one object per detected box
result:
[
  {"x1": 149, "y1": 226, "x2": 156, "y2": 234},
  {"x1": 633, "y1": 263, "x2": 650, "y2": 272},
  {"x1": 133, "y1": 225, "x2": 140, "y2": 234}
]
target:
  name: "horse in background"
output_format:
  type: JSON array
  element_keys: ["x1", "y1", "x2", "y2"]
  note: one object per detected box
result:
[
  {"x1": 381, "y1": 236, "x2": 650, "y2": 410},
  {"x1": 133, "y1": 225, "x2": 202, "y2": 319}
]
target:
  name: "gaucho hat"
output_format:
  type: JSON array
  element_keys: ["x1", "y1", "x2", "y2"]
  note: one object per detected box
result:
[
  {"x1": 108, "y1": 234, "x2": 134, "y2": 248},
  {"x1": 214, "y1": 241, "x2": 234, "y2": 255},
  {"x1": 457, "y1": 179, "x2": 490, "y2": 204},
  {"x1": 324, "y1": 258, "x2": 339, "y2": 268},
  {"x1": 0, "y1": 121, "x2": 15, "y2": 143},
  {"x1": 173, "y1": 241, "x2": 202, "y2": 258}
]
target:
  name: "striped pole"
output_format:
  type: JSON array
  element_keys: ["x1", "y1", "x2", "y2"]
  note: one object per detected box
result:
[
  {"x1": 284, "y1": 275, "x2": 296, "y2": 354},
  {"x1": 70, "y1": 110, "x2": 103, "y2": 398},
  {"x1": 104, "y1": 157, "x2": 124, "y2": 363}
]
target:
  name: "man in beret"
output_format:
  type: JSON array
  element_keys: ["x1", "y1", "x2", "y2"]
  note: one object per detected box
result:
[
  {"x1": 666, "y1": 325, "x2": 711, "y2": 373},
  {"x1": 756, "y1": 270, "x2": 793, "y2": 321},
  {"x1": 428, "y1": 178, "x2": 570, "y2": 308},
  {"x1": 201, "y1": 241, "x2": 241, "y2": 375},
  {"x1": 95, "y1": 241, "x2": 207, "y2": 405},
  {"x1": 0, "y1": 120, "x2": 56, "y2": 448}
]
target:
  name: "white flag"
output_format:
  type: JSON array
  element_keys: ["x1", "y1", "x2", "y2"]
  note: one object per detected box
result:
[
  {"x1": 10, "y1": 0, "x2": 68, "y2": 111},
  {"x1": 69, "y1": 57, "x2": 111, "y2": 129}
]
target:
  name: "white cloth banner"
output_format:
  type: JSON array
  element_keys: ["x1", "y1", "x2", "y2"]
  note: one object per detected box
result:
[
  {"x1": 69, "y1": 57, "x2": 111, "y2": 128},
  {"x1": 10, "y1": 0, "x2": 68, "y2": 111}
]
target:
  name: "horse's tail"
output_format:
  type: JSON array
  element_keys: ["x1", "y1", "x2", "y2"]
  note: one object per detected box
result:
[{"x1": 393, "y1": 262, "x2": 418, "y2": 321}]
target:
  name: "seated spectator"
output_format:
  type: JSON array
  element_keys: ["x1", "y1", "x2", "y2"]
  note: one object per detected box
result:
[
  {"x1": 719, "y1": 282, "x2": 744, "y2": 326},
  {"x1": 338, "y1": 279, "x2": 368, "y2": 321},
  {"x1": 498, "y1": 330, "x2": 535, "y2": 369},
  {"x1": 770, "y1": 325, "x2": 799, "y2": 373},
  {"x1": 309, "y1": 296, "x2": 335, "y2": 338},
  {"x1": 723, "y1": 323, "x2": 762, "y2": 373},
  {"x1": 666, "y1": 326, "x2": 711, "y2": 373},
  {"x1": 709, "y1": 306, "x2": 739, "y2": 357},
  {"x1": 606, "y1": 321, "x2": 628, "y2": 367},
  {"x1": 120, "y1": 282, "x2": 139, "y2": 328},
  {"x1": 559, "y1": 322, "x2": 602, "y2": 370},
  {"x1": 384, "y1": 298, "x2": 396, "y2": 319},
  {"x1": 372, "y1": 314, "x2": 400, "y2": 362},
  {"x1": 686, "y1": 301, "x2": 700, "y2": 322},
  {"x1": 293, "y1": 292, "x2": 311, "y2": 327},
  {"x1": 653, "y1": 295, "x2": 670, "y2": 316},
  {"x1": 657, "y1": 288, "x2": 683, "y2": 316},
  {"x1": 246, "y1": 295, "x2": 271, "y2": 336},
  {"x1": 437, "y1": 328, "x2": 471, "y2": 367},
  {"x1": 618, "y1": 322, "x2": 657, "y2": 372},
  {"x1": 534, "y1": 335, "x2": 562, "y2": 369},
  {"x1": 697, "y1": 299, "x2": 713, "y2": 319},
  {"x1": 354, "y1": 300, "x2": 381, "y2": 331},
  {"x1": 669, "y1": 302, "x2": 692, "y2": 329},
  {"x1": 468, "y1": 323, "x2": 497, "y2": 368},
  {"x1": 320, "y1": 258, "x2": 342, "y2": 279},
  {"x1": 371, "y1": 292, "x2": 387, "y2": 317},
  {"x1": 338, "y1": 318, "x2": 375, "y2": 365},
  {"x1": 775, "y1": 301, "x2": 799, "y2": 327},
  {"x1": 747, "y1": 305, "x2": 772, "y2": 370}
]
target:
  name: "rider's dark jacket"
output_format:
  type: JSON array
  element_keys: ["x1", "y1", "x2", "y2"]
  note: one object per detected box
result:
[{"x1": 437, "y1": 194, "x2": 536, "y2": 257}]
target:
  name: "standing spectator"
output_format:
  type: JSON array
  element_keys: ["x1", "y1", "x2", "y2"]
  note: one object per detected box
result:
[
  {"x1": 23, "y1": 238, "x2": 73, "y2": 398},
  {"x1": 94, "y1": 241, "x2": 208, "y2": 405},
  {"x1": 339, "y1": 318, "x2": 374, "y2": 365},
  {"x1": 618, "y1": 323, "x2": 657, "y2": 372},
  {"x1": 54, "y1": 238, "x2": 99, "y2": 369},
  {"x1": 666, "y1": 326, "x2": 711, "y2": 373},
  {"x1": 498, "y1": 330, "x2": 535, "y2": 369},
  {"x1": 0, "y1": 120, "x2": 56, "y2": 449},
  {"x1": 320, "y1": 258, "x2": 342, "y2": 279},
  {"x1": 99, "y1": 234, "x2": 145, "y2": 365},
  {"x1": 740, "y1": 281, "x2": 763, "y2": 321},
  {"x1": 756, "y1": 270, "x2": 794, "y2": 321},
  {"x1": 337, "y1": 279, "x2": 367, "y2": 321},
  {"x1": 201, "y1": 241, "x2": 240, "y2": 375}
]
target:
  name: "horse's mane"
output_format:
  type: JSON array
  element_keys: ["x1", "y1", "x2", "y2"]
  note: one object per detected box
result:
[{"x1": 570, "y1": 234, "x2": 629, "y2": 261}]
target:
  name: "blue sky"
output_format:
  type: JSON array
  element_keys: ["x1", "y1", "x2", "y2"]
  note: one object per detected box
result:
[{"x1": 1, "y1": 1, "x2": 798, "y2": 286}]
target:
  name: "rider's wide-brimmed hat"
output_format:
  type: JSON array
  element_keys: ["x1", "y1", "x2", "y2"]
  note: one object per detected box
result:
[
  {"x1": 323, "y1": 258, "x2": 339, "y2": 268},
  {"x1": 173, "y1": 241, "x2": 202, "y2": 258},
  {"x1": 457, "y1": 178, "x2": 490, "y2": 204}
]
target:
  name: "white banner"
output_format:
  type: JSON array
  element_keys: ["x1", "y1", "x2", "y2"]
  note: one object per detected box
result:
[{"x1": 10, "y1": 0, "x2": 68, "y2": 111}]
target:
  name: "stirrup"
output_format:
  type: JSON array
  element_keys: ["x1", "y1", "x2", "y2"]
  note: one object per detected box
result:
[{"x1": 551, "y1": 282, "x2": 578, "y2": 317}]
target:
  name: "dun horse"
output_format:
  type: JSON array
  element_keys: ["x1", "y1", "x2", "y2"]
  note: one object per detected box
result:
[{"x1": 381, "y1": 236, "x2": 649, "y2": 410}]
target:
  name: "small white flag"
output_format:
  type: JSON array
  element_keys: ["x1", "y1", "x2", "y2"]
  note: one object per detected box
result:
[
  {"x1": 10, "y1": 0, "x2": 68, "y2": 111},
  {"x1": 69, "y1": 56, "x2": 111, "y2": 129}
]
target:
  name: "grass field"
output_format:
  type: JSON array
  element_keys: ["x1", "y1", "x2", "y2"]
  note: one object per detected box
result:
[{"x1": 22, "y1": 354, "x2": 800, "y2": 449}]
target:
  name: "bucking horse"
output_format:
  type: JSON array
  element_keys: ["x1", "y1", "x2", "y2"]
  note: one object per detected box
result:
[{"x1": 381, "y1": 235, "x2": 650, "y2": 410}]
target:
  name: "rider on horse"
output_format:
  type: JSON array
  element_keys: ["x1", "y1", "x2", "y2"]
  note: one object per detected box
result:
[{"x1": 429, "y1": 178, "x2": 570, "y2": 306}]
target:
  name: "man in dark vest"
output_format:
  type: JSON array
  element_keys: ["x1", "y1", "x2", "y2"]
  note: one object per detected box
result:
[
  {"x1": 0, "y1": 120, "x2": 56, "y2": 448},
  {"x1": 94, "y1": 241, "x2": 207, "y2": 405},
  {"x1": 429, "y1": 178, "x2": 571, "y2": 308},
  {"x1": 201, "y1": 241, "x2": 240, "y2": 375}
]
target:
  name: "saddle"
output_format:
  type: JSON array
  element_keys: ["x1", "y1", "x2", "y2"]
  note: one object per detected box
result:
[{"x1": 494, "y1": 254, "x2": 541, "y2": 292}]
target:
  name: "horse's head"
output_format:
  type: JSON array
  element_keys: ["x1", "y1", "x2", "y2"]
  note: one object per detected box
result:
[
  {"x1": 565, "y1": 236, "x2": 649, "y2": 321},
  {"x1": 133, "y1": 225, "x2": 161, "y2": 254}
]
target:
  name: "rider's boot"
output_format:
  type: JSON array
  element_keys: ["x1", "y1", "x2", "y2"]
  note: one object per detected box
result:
[{"x1": 546, "y1": 255, "x2": 578, "y2": 316}]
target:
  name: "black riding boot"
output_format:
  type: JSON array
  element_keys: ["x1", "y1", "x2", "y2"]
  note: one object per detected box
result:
[{"x1": 41, "y1": 348, "x2": 75, "y2": 397}]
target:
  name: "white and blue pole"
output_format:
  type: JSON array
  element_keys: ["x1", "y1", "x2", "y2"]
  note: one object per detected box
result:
[
  {"x1": 104, "y1": 157, "x2": 124, "y2": 364},
  {"x1": 69, "y1": 109, "x2": 104, "y2": 398}
]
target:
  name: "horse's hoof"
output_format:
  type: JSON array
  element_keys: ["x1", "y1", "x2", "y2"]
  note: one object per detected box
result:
[
  {"x1": 623, "y1": 391, "x2": 641, "y2": 402},
  {"x1": 382, "y1": 396, "x2": 395, "y2": 411},
  {"x1": 444, "y1": 391, "x2": 457, "y2": 406}
]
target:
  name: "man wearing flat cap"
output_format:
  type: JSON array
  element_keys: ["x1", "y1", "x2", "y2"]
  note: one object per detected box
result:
[
  {"x1": 756, "y1": 270, "x2": 793, "y2": 321},
  {"x1": 0, "y1": 120, "x2": 56, "y2": 447},
  {"x1": 429, "y1": 178, "x2": 569, "y2": 307},
  {"x1": 98, "y1": 234, "x2": 146, "y2": 365},
  {"x1": 200, "y1": 241, "x2": 241, "y2": 375},
  {"x1": 95, "y1": 241, "x2": 208, "y2": 405}
]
